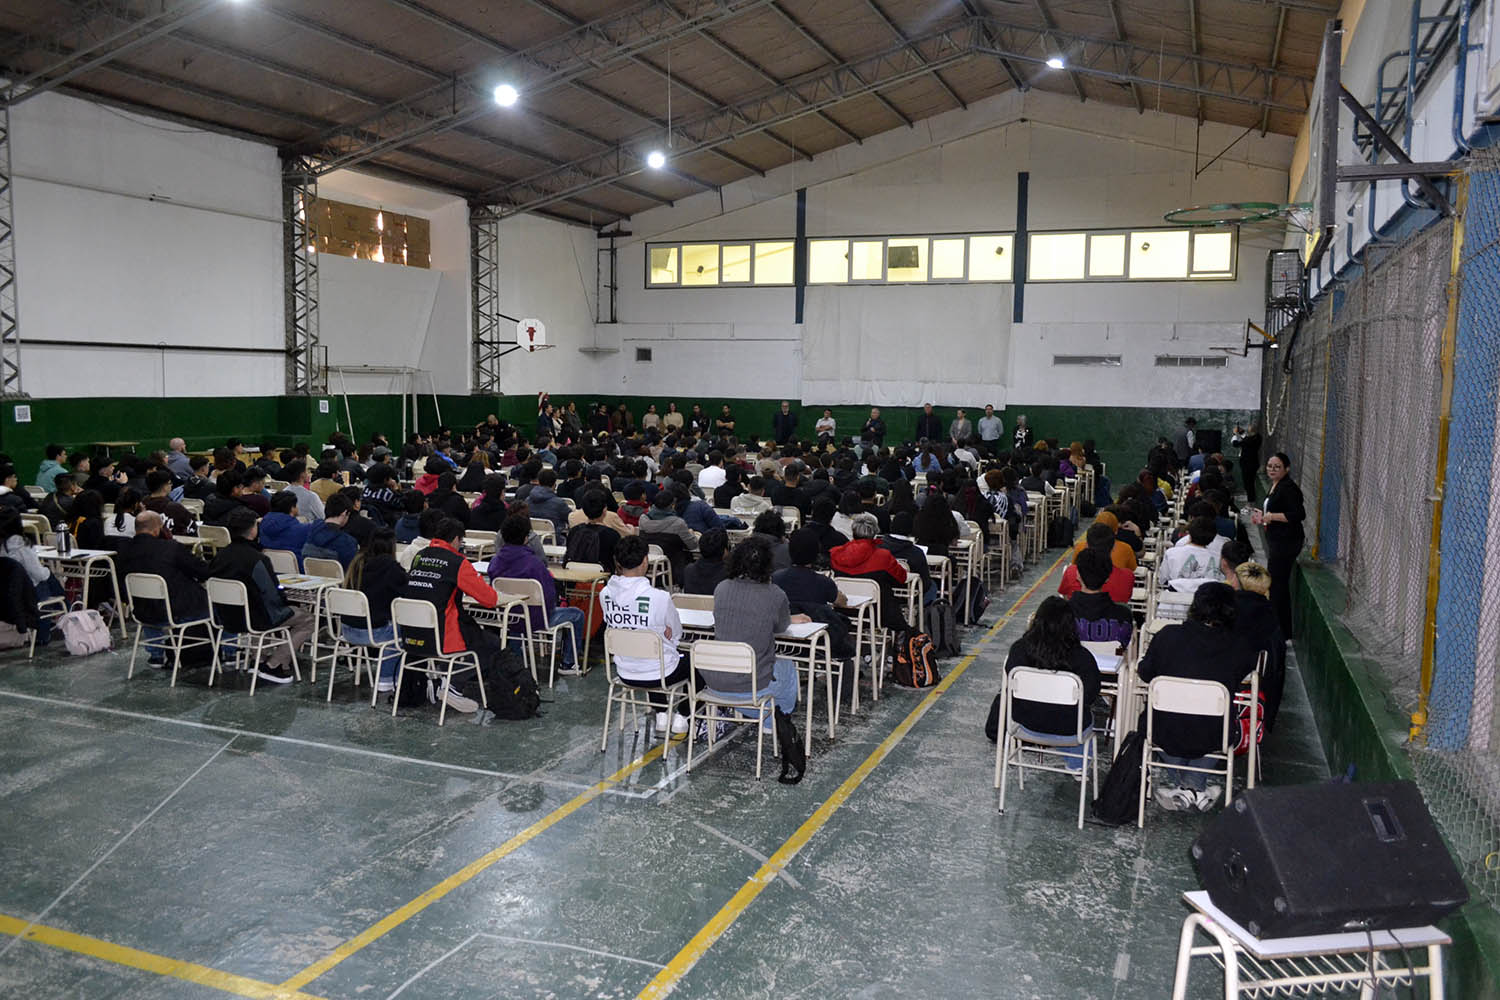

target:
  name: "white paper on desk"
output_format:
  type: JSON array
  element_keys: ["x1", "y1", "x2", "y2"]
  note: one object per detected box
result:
[
  {"x1": 677, "y1": 609, "x2": 714, "y2": 628},
  {"x1": 781, "y1": 622, "x2": 827, "y2": 639},
  {"x1": 1092, "y1": 654, "x2": 1122, "y2": 674},
  {"x1": 914, "y1": 543, "x2": 928, "y2": 555}
]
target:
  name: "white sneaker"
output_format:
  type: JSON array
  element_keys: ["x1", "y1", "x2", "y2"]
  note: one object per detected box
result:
[
  {"x1": 376, "y1": 680, "x2": 395, "y2": 693},
  {"x1": 1196, "y1": 786, "x2": 1224, "y2": 812},
  {"x1": 654, "y1": 711, "x2": 670, "y2": 733},
  {"x1": 440, "y1": 683, "x2": 479, "y2": 714},
  {"x1": 1154, "y1": 786, "x2": 1193, "y2": 812},
  {"x1": 669, "y1": 713, "x2": 690, "y2": 736}
]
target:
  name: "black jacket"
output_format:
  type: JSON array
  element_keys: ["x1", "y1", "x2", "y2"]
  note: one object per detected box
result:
[
  {"x1": 772, "y1": 411, "x2": 798, "y2": 445},
  {"x1": 118, "y1": 534, "x2": 212, "y2": 622},
  {"x1": 349, "y1": 554, "x2": 407, "y2": 628},
  {"x1": 682, "y1": 557, "x2": 726, "y2": 596},
  {"x1": 428, "y1": 489, "x2": 471, "y2": 527},
  {"x1": 915, "y1": 413, "x2": 943, "y2": 441},
  {"x1": 1234, "y1": 590, "x2": 1287, "y2": 731},
  {"x1": 991, "y1": 638, "x2": 1101, "y2": 738},
  {"x1": 1263, "y1": 478, "x2": 1306, "y2": 549},
  {"x1": 202, "y1": 494, "x2": 246, "y2": 526},
  {"x1": 469, "y1": 497, "x2": 509, "y2": 532},
  {"x1": 769, "y1": 483, "x2": 809, "y2": 517},
  {"x1": 207, "y1": 538, "x2": 292, "y2": 631},
  {"x1": 1137, "y1": 620, "x2": 1258, "y2": 757}
]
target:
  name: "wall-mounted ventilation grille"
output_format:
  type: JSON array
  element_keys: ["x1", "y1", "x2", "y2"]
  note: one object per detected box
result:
[
  {"x1": 1052, "y1": 354, "x2": 1122, "y2": 367},
  {"x1": 1155, "y1": 354, "x2": 1229, "y2": 368},
  {"x1": 635, "y1": 347, "x2": 652, "y2": 363}
]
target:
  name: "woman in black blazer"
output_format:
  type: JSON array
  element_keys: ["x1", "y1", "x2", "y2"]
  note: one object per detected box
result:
[{"x1": 1251, "y1": 452, "x2": 1304, "y2": 634}]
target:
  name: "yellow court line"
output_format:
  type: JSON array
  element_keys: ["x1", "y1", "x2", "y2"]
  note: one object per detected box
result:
[
  {"x1": 637, "y1": 550, "x2": 1072, "y2": 999},
  {"x1": 280, "y1": 741, "x2": 670, "y2": 991},
  {"x1": 0, "y1": 912, "x2": 327, "y2": 1000}
]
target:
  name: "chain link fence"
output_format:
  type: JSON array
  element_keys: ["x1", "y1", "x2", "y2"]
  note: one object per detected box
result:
[{"x1": 1262, "y1": 151, "x2": 1500, "y2": 910}]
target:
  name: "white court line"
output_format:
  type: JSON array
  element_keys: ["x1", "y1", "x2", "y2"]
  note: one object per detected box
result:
[
  {"x1": 383, "y1": 931, "x2": 667, "y2": 999},
  {"x1": 691, "y1": 820, "x2": 802, "y2": 891},
  {"x1": 384, "y1": 932, "x2": 478, "y2": 999},
  {"x1": 0, "y1": 735, "x2": 237, "y2": 959},
  {"x1": 0, "y1": 690, "x2": 657, "y2": 800}
]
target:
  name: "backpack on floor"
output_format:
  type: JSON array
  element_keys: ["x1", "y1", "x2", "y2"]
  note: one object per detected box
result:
[
  {"x1": 927, "y1": 600, "x2": 960, "y2": 657},
  {"x1": 1047, "y1": 516, "x2": 1072, "y2": 549},
  {"x1": 892, "y1": 632, "x2": 941, "y2": 689},
  {"x1": 774, "y1": 709, "x2": 805, "y2": 785},
  {"x1": 457, "y1": 651, "x2": 542, "y2": 721},
  {"x1": 1092, "y1": 730, "x2": 1145, "y2": 826},
  {"x1": 58, "y1": 602, "x2": 110, "y2": 656},
  {"x1": 953, "y1": 577, "x2": 991, "y2": 624}
]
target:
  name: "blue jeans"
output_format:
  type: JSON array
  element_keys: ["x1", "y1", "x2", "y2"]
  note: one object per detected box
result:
[
  {"x1": 707, "y1": 656, "x2": 798, "y2": 726},
  {"x1": 548, "y1": 606, "x2": 586, "y2": 667},
  {"x1": 35, "y1": 576, "x2": 64, "y2": 644},
  {"x1": 1015, "y1": 723, "x2": 1092, "y2": 773},
  {"x1": 342, "y1": 622, "x2": 399, "y2": 684},
  {"x1": 1158, "y1": 752, "x2": 1216, "y2": 792}
]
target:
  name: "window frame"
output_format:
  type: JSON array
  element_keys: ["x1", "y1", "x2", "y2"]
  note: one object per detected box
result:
[
  {"x1": 1026, "y1": 225, "x2": 1239, "y2": 283},
  {"x1": 644, "y1": 238, "x2": 797, "y2": 288}
]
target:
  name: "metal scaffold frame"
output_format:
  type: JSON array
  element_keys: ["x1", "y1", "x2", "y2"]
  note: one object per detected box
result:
[
  {"x1": 283, "y1": 154, "x2": 323, "y2": 395},
  {"x1": 470, "y1": 204, "x2": 504, "y2": 395},
  {"x1": 0, "y1": 103, "x2": 22, "y2": 398}
]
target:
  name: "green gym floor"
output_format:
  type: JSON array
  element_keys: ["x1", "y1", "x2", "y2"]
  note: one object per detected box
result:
[{"x1": 0, "y1": 551, "x2": 1330, "y2": 1000}]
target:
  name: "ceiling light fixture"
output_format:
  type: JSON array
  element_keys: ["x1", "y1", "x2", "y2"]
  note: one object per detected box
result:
[
  {"x1": 646, "y1": 149, "x2": 667, "y2": 170},
  {"x1": 1046, "y1": 56, "x2": 1065, "y2": 69},
  {"x1": 493, "y1": 84, "x2": 519, "y2": 107}
]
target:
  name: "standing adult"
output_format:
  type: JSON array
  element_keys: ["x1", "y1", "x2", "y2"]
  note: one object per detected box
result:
[
  {"x1": 1232, "y1": 421, "x2": 1263, "y2": 504},
  {"x1": 861, "y1": 408, "x2": 886, "y2": 447},
  {"x1": 1251, "y1": 452, "x2": 1304, "y2": 635},
  {"x1": 772, "y1": 401, "x2": 798, "y2": 445},
  {"x1": 914, "y1": 403, "x2": 943, "y2": 442},
  {"x1": 1012, "y1": 414, "x2": 1033, "y2": 451},
  {"x1": 977, "y1": 405, "x2": 1003, "y2": 456},
  {"x1": 1173, "y1": 417, "x2": 1198, "y2": 465},
  {"x1": 949, "y1": 408, "x2": 973, "y2": 447}
]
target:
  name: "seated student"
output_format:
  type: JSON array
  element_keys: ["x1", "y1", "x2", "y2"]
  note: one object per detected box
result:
[
  {"x1": 339, "y1": 529, "x2": 407, "y2": 694},
  {"x1": 1102, "y1": 503, "x2": 1144, "y2": 553},
  {"x1": 913, "y1": 488, "x2": 960, "y2": 561},
  {"x1": 202, "y1": 469, "x2": 247, "y2": 526},
  {"x1": 239, "y1": 468, "x2": 272, "y2": 517},
  {"x1": 68, "y1": 490, "x2": 108, "y2": 550},
  {"x1": 1137, "y1": 583, "x2": 1259, "y2": 812},
  {"x1": 398, "y1": 508, "x2": 446, "y2": 571},
  {"x1": 673, "y1": 479, "x2": 745, "y2": 533},
  {"x1": 0, "y1": 508, "x2": 66, "y2": 640},
  {"x1": 750, "y1": 508, "x2": 790, "y2": 572},
  {"x1": 116, "y1": 510, "x2": 211, "y2": 662},
  {"x1": 1220, "y1": 543, "x2": 1287, "y2": 734},
  {"x1": 338, "y1": 486, "x2": 376, "y2": 547},
  {"x1": 697, "y1": 450, "x2": 728, "y2": 491},
  {"x1": 707, "y1": 535, "x2": 805, "y2": 724},
  {"x1": 682, "y1": 527, "x2": 728, "y2": 596},
  {"x1": 253, "y1": 443, "x2": 282, "y2": 479},
  {"x1": 832, "y1": 512, "x2": 911, "y2": 631},
  {"x1": 259, "y1": 490, "x2": 310, "y2": 563},
  {"x1": 1156, "y1": 515, "x2": 1224, "y2": 591},
  {"x1": 730, "y1": 475, "x2": 772, "y2": 517},
  {"x1": 599, "y1": 534, "x2": 694, "y2": 735},
  {"x1": 1067, "y1": 548, "x2": 1134, "y2": 648},
  {"x1": 617, "y1": 480, "x2": 651, "y2": 527},
  {"x1": 1058, "y1": 523, "x2": 1135, "y2": 603},
  {"x1": 281, "y1": 459, "x2": 325, "y2": 523},
  {"x1": 879, "y1": 510, "x2": 934, "y2": 606},
  {"x1": 769, "y1": 463, "x2": 811, "y2": 517},
  {"x1": 83, "y1": 456, "x2": 127, "y2": 505},
  {"x1": 564, "y1": 487, "x2": 622, "y2": 569},
  {"x1": 775, "y1": 528, "x2": 849, "y2": 617},
  {"x1": 38, "y1": 475, "x2": 81, "y2": 530},
  {"x1": 176, "y1": 455, "x2": 216, "y2": 503},
  {"x1": 310, "y1": 461, "x2": 345, "y2": 503},
  {"x1": 567, "y1": 485, "x2": 634, "y2": 539},
  {"x1": 468, "y1": 475, "x2": 510, "y2": 532},
  {"x1": 207, "y1": 508, "x2": 315, "y2": 685},
  {"x1": 804, "y1": 496, "x2": 849, "y2": 560},
  {"x1": 403, "y1": 516, "x2": 502, "y2": 714},
  {"x1": 35, "y1": 443, "x2": 68, "y2": 494},
  {"x1": 523, "y1": 467, "x2": 570, "y2": 536},
  {"x1": 985, "y1": 596, "x2": 1100, "y2": 769},
  {"x1": 713, "y1": 466, "x2": 745, "y2": 510},
  {"x1": 143, "y1": 469, "x2": 196, "y2": 536},
  {"x1": 303, "y1": 494, "x2": 360, "y2": 568},
  {"x1": 426, "y1": 471, "x2": 471, "y2": 527},
  {"x1": 392, "y1": 490, "x2": 427, "y2": 543},
  {"x1": 1069, "y1": 510, "x2": 1137, "y2": 571},
  {"x1": 105, "y1": 488, "x2": 144, "y2": 541},
  {"x1": 638, "y1": 489, "x2": 699, "y2": 553},
  {"x1": 1173, "y1": 500, "x2": 1230, "y2": 554},
  {"x1": 487, "y1": 512, "x2": 586, "y2": 671},
  {"x1": 0, "y1": 464, "x2": 34, "y2": 513},
  {"x1": 361, "y1": 465, "x2": 401, "y2": 527}
]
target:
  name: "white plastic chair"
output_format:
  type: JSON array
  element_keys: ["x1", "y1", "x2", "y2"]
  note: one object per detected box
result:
[
  {"x1": 390, "y1": 597, "x2": 486, "y2": 726},
  {"x1": 123, "y1": 573, "x2": 213, "y2": 685},
  {"x1": 205, "y1": 577, "x2": 301, "y2": 695},
  {"x1": 320, "y1": 587, "x2": 393, "y2": 703},
  {"x1": 20, "y1": 512, "x2": 49, "y2": 546},
  {"x1": 264, "y1": 548, "x2": 300, "y2": 576},
  {"x1": 671, "y1": 592, "x2": 714, "y2": 612},
  {"x1": 601, "y1": 628, "x2": 689, "y2": 751},
  {"x1": 687, "y1": 640, "x2": 777, "y2": 779},
  {"x1": 304, "y1": 557, "x2": 344, "y2": 580},
  {"x1": 994, "y1": 666, "x2": 1099, "y2": 829},
  {"x1": 529, "y1": 518, "x2": 556, "y2": 546},
  {"x1": 1138, "y1": 676, "x2": 1234, "y2": 827},
  {"x1": 197, "y1": 524, "x2": 230, "y2": 554},
  {"x1": 489, "y1": 576, "x2": 575, "y2": 688},
  {"x1": 646, "y1": 543, "x2": 672, "y2": 591},
  {"x1": 836, "y1": 576, "x2": 887, "y2": 707}
]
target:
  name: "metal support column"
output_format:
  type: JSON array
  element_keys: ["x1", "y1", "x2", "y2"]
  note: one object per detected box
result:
[
  {"x1": 282, "y1": 154, "x2": 323, "y2": 394},
  {"x1": 596, "y1": 234, "x2": 617, "y2": 324},
  {"x1": 0, "y1": 103, "x2": 23, "y2": 398},
  {"x1": 470, "y1": 204, "x2": 503, "y2": 394}
]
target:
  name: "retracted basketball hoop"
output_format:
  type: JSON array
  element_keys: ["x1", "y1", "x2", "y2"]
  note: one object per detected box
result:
[{"x1": 516, "y1": 318, "x2": 551, "y2": 353}]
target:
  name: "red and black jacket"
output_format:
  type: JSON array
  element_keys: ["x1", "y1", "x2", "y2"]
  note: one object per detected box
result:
[{"x1": 402, "y1": 539, "x2": 498, "y2": 653}]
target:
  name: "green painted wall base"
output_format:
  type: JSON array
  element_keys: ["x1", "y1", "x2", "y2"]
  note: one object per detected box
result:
[
  {"x1": 1294, "y1": 562, "x2": 1500, "y2": 998},
  {"x1": 0, "y1": 392, "x2": 1250, "y2": 486}
]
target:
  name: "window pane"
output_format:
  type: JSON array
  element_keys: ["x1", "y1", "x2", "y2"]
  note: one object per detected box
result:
[
  {"x1": 1192, "y1": 231, "x2": 1234, "y2": 274},
  {"x1": 1089, "y1": 233, "x2": 1126, "y2": 277},
  {"x1": 1029, "y1": 233, "x2": 1086, "y2": 280},
  {"x1": 808, "y1": 239, "x2": 849, "y2": 283},
  {"x1": 681, "y1": 244, "x2": 720, "y2": 286},
  {"x1": 722, "y1": 244, "x2": 751, "y2": 283},
  {"x1": 851, "y1": 240, "x2": 885, "y2": 281},
  {"x1": 648, "y1": 246, "x2": 678, "y2": 285},
  {"x1": 931, "y1": 238, "x2": 965, "y2": 279},
  {"x1": 1128, "y1": 230, "x2": 1189, "y2": 279},
  {"x1": 887, "y1": 238, "x2": 928, "y2": 282},
  {"x1": 969, "y1": 235, "x2": 1013, "y2": 281},
  {"x1": 754, "y1": 241, "x2": 794, "y2": 284}
]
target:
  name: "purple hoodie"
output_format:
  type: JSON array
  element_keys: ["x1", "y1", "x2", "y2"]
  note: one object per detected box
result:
[{"x1": 486, "y1": 543, "x2": 556, "y2": 628}]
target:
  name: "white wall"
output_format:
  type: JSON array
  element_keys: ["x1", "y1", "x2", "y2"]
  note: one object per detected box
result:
[
  {"x1": 606, "y1": 88, "x2": 1291, "y2": 410},
  {"x1": 9, "y1": 91, "x2": 283, "y2": 397}
]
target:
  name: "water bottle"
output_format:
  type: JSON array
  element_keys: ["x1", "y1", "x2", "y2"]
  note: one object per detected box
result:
[{"x1": 58, "y1": 525, "x2": 72, "y2": 554}]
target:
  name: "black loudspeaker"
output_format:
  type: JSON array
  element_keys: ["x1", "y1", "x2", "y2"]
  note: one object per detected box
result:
[{"x1": 1191, "y1": 781, "x2": 1468, "y2": 938}]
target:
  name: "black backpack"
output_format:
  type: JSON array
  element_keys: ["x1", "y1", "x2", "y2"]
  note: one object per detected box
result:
[
  {"x1": 1047, "y1": 516, "x2": 1072, "y2": 548},
  {"x1": 927, "y1": 600, "x2": 961, "y2": 657},
  {"x1": 459, "y1": 654, "x2": 542, "y2": 720},
  {"x1": 564, "y1": 523, "x2": 602, "y2": 565},
  {"x1": 953, "y1": 577, "x2": 990, "y2": 624},
  {"x1": 774, "y1": 709, "x2": 805, "y2": 784},
  {"x1": 1091, "y1": 730, "x2": 1145, "y2": 826}
]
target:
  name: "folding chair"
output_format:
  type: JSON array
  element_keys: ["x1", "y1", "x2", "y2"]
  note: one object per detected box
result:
[
  {"x1": 489, "y1": 576, "x2": 575, "y2": 687},
  {"x1": 206, "y1": 577, "x2": 301, "y2": 695},
  {"x1": 835, "y1": 576, "x2": 887, "y2": 707},
  {"x1": 687, "y1": 639, "x2": 777, "y2": 779},
  {"x1": 390, "y1": 597, "x2": 487, "y2": 726},
  {"x1": 670, "y1": 592, "x2": 714, "y2": 612},
  {"x1": 123, "y1": 573, "x2": 214, "y2": 685},
  {"x1": 319, "y1": 587, "x2": 394, "y2": 703},
  {"x1": 1138, "y1": 676, "x2": 1234, "y2": 827},
  {"x1": 994, "y1": 666, "x2": 1099, "y2": 829},
  {"x1": 529, "y1": 518, "x2": 556, "y2": 546},
  {"x1": 646, "y1": 544, "x2": 673, "y2": 591},
  {"x1": 601, "y1": 628, "x2": 689, "y2": 751},
  {"x1": 303, "y1": 557, "x2": 344, "y2": 580},
  {"x1": 463, "y1": 530, "x2": 498, "y2": 560},
  {"x1": 179, "y1": 498, "x2": 204, "y2": 517},
  {"x1": 264, "y1": 549, "x2": 300, "y2": 576},
  {"x1": 20, "y1": 513, "x2": 50, "y2": 546},
  {"x1": 197, "y1": 524, "x2": 230, "y2": 555}
]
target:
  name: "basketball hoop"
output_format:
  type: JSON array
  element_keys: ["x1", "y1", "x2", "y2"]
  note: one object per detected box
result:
[
  {"x1": 1164, "y1": 202, "x2": 1283, "y2": 227},
  {"x1": 515, "y1": 318, "x2": 553, "y2": 353}
]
